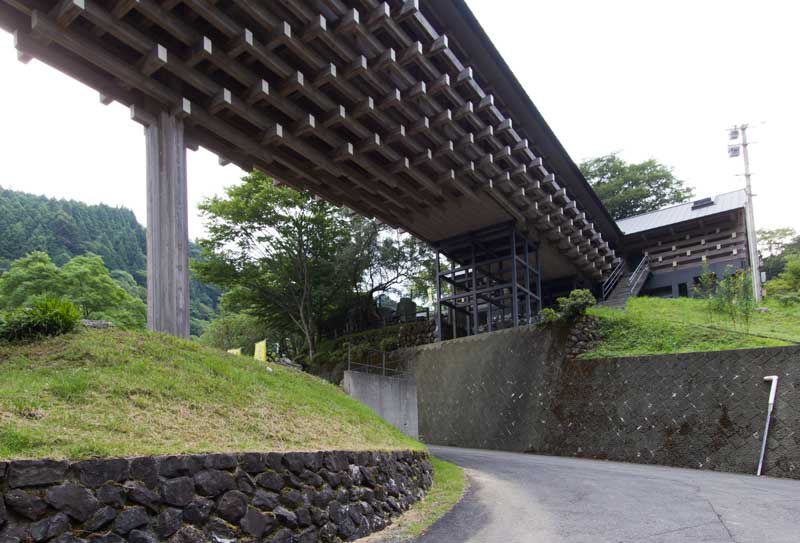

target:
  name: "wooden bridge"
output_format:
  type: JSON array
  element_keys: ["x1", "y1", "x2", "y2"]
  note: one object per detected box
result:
[{"x1": 0, "y1": 0, "x2": 623, "y2": 337}]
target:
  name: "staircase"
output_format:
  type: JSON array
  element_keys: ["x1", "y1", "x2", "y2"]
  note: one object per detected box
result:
[
  {"x1": 601, "y1": 272, "x2": 635, "y2": 308},
  {"x1": 600, "y1": 256, "x2": 650, "y2": 309}
]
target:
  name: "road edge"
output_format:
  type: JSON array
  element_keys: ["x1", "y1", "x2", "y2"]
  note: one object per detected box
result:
[{"x1": 358, "y1": 457, "x2": 468, "y2": 542}]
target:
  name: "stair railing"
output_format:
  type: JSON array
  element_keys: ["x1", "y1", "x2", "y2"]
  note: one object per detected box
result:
[
  {"x1": 628, "y1": 255, "x2": 650, "y2": 296},
  {"x1": 601, "y1": 259, "x2": 624, "y2": 300}
]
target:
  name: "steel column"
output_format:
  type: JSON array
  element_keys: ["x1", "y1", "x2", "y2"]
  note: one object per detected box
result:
[
  {"x1": 435, "y1": 250, "x2": 442, "y2": 341},
  {"x1": 511, "y1": 229, "x2": 519, "y2": 327},
  {"x1": 471, "y1": 242, "x2": 479, "y2": 335},
  {"x1": 536, "y1": 245, "x2": 543, "y2": 312},
  {"x1": 524, "y1": 238, "x2": 532, "y2": 324}
]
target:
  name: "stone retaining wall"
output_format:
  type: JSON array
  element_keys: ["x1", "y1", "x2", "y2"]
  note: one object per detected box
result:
[
  {"x1": 563, "y1": 316, "x2": 601, "y2": 360},
  {"x1": 0, "y1": 450, "x2": 432, "y2": 543},
  {"x1": 408, "y1": 324, "x2": 800, "y2": 479}
]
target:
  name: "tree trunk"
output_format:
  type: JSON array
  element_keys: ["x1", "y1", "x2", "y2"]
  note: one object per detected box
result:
[{"x1": 308, "y1": 335, "x2": 316, "y2": 361}]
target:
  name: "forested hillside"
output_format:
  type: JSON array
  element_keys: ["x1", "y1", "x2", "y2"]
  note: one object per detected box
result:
[
  {"x1": 0, "y1": 187, "x2": 219, "y2": 334},
  {"x1": 0, "y1": 187, "x2": 146, "y2": 278}
]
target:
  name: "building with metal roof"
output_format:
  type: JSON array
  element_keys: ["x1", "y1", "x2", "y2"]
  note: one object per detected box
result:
[
  {"x1": 617, "y1": 190, "x2": 748, "y2": 236},
  {"x1": 602, "y1": 189, "x2": 759, "y2": 306}
]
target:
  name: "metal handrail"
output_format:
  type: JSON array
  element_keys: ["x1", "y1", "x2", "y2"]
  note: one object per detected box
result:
[
  {"x1": 346, "y1": 344, "x2": 409, "y2": 377},
  {"x1": 601, "y1": 259, "x2": 625, "y2": 300},
  {"x1": 628, "y1": 255, "x2": 650, "y2": 295}
]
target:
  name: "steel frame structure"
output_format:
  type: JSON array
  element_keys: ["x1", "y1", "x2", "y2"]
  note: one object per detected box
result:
[{"x1": 434, "y1": 222, "x2": 541, "y2": 340}]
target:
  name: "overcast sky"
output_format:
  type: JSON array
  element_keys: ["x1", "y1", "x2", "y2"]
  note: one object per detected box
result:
[{"x1": 1, "y1": 0, "x2": 798, "y2": 240}]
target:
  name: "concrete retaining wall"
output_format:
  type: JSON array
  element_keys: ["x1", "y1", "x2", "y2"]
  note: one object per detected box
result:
[
  {"x1": 0, "y1": 450, "x2": 432, "y2": 543},
  {"x1": 343, "y1": 372, "x2": 418, "y2": 439},
  {"x1": 406, "y1": 325, "x2": 800, "y2": 479}
]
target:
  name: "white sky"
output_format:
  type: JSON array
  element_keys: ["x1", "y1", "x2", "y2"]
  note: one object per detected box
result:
[{"x1": 1, "y1": 0, "x2": 799, "y2": 240}]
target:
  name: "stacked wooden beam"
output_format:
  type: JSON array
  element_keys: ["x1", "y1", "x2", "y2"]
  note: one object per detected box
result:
[
  {"x1": 645, "y1": 228, "x2": 746, "y2": 272},
  {"x1": 5, "y1": 0, "x2": 618, "y2": 278}
]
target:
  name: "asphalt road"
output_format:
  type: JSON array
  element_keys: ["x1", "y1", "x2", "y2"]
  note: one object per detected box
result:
[{"x1": 417, "y1": 446, "x2": 800, "y2": 543}]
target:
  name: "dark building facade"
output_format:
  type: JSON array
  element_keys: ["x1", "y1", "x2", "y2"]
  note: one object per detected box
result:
[{"x1": 616, "y1": 189, "x2": 758, "y2": 299}]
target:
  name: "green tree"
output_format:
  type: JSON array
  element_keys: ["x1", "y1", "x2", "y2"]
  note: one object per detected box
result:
[
  {"x1": 758, "y1": 228, "x2": 800, "y2": 280},
  {"x1": 708, "y1": 267, "x2": 755, "y2": 331},
  {"x1": 0, "y1": 251, "x2": 64, "y2": 310},
  {"x1": 0, "y1": 187, "x2": 220, "y2": 330},
  {"x1": 762, "y1": 255, "x2": 788, "y2": 282},
  {"x1": 194, "y1": 172, "x2": 357, "y2": 359},
  {"x1": 110, "y1": 269, "x2": 147, "y2": 301},
  {"x1": 692, "y1": 261, "x2": 718, "y2": 323},
  {"x1": 62, "y1": 255, "x2": 126, "y2": 317},
  {"x1": 579, "y1": 154, "x2": 694, "y2": 220},
  {"x1": 333, "y1": 216, "x2": 434, "y2": 330},
  {"x1": 197, "y1": 313, "x2": 268, "y2": 356},
  {"x1": 758, "y1": 227, "x2": 797, "y2": 257},
  {"x1": 194, "y1": 172, "x2": 430, "y2": 359},
  {"x1": 0, "y1": 252, "x2": 146, "y2": 328},
  {"x1": 765, "y1": 256, "x2": 800, "y2": 296},
  {"x1": 701, "y1": 266, "x2": 755, "y2": 332},
  {"x1": 61, "y1": 255, "x2": 146, "y2": 327}
]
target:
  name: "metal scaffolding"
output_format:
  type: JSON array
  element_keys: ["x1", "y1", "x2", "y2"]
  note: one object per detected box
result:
[{"x1": 434, "y1": 222, "x2": 541, "y2": 340}]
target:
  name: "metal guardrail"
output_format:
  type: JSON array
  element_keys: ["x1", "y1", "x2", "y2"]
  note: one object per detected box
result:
[
  {"x1": 628, "y1": 255, "x2": 650, "y2": 296},
  {"x1": 346, "y1": 344, "x2": 410, "y2": 377},
  {"x1": 346, "y1": 361, "x2": 410, "y2": 377},
  {"x1": 337, "y1": 307, "x2": 431, "y2": 338},
  {"x1": 601, "y1": 259, "x2": 625, "y2": 300}
]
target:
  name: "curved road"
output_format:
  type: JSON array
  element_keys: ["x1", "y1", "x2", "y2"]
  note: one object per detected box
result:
[{"x1": 418, "y1": 446, "x2": 799, "y2": 543}]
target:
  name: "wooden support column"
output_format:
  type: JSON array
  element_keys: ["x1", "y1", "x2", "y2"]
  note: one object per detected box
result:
[{"x1": 138, "y1": 107, "x2": 190, "y2": 338}]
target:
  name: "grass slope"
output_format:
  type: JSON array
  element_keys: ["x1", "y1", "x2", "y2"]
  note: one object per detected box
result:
[
  {"x1": 0, "y1": 328, "x2": 421, "y2": 460},
  {"x1": 585, "y1": 297, "x2": 796, "y2": 358}
]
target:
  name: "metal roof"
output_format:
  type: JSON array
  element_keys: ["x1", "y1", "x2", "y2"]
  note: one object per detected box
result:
[{"x1": 616, "y1": 189, "x2": 747, "y2": 235}]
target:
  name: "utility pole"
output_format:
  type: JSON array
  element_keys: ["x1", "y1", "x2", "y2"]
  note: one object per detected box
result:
[{"x1": 729, "y1": 124, "x2": 762, "y2": 301}]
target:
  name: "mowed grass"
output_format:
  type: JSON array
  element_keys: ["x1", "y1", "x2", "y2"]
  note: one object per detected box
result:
[
  {"x1": 584, "y1": 297, "x2": 796, "y2": 359},
  {"x1": 623, "y1": 296, "x2": 800, "y2": 343},
  {"x1": 0, "y1": 328, "x2": 422, "y2": 460}
]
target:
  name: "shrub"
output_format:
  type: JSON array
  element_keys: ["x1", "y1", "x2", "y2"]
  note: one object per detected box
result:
[
  {"x1": 539, "y1": 289, "x2": 597, "y2": 326},
  {"x1": 0, "y1": 296, "x2": 81, "y2": 341},
  {"x1": 379, "y1": 336, "x2": 400, "y2": 352},
  {"x1": 555, "y1": 289, "x2": 597, "y2": 322},
  {"x1": 775, "y1": 293, "x2": 800, "y2": 307},
  {"x1": 197, "y1": 313, "x2": 268, "y2": 356},
  {"x1": 708, "y1": 268, "x2": 754, "y2": 332},
  {"x1": 692, "y1": 261, "x2": 717, "y2": 323},
  {"x1": 766, "y1": 256, "x2": 800, "y2": 294},
  {"x1": 539, "y1": 307, "x2": 560, "y2": 324}
]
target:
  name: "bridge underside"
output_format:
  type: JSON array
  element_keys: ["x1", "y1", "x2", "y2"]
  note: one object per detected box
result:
[{"x1": 0, "y1": 0, "x2": 621, "y2": 337}]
